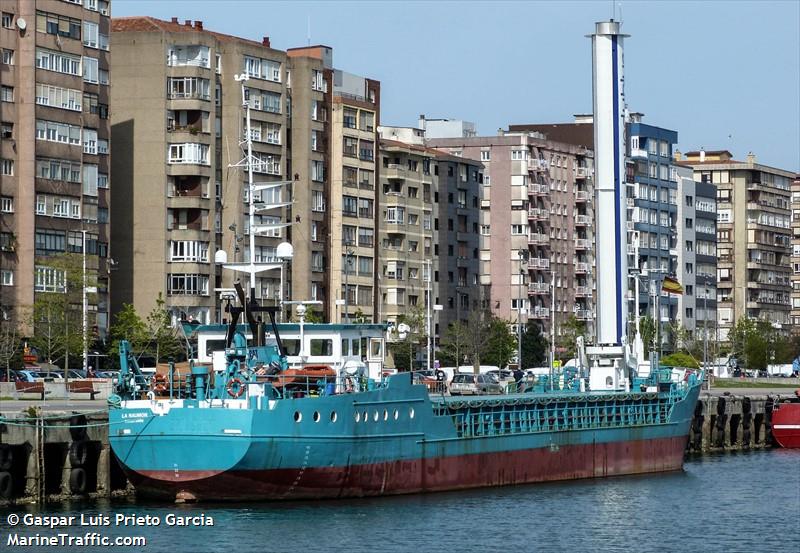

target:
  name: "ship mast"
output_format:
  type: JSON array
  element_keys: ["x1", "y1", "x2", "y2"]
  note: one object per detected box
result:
[{"x1": 225, "y1": 73, "x2": 292, "y2": 319}]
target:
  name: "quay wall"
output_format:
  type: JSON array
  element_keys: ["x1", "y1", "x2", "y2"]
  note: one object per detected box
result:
[{"x1": 0, "y1": 392, "x2": 796, "y2": 505}]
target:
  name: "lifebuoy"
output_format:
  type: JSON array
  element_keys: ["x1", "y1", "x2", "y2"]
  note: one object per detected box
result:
[
  {"x1": 226, "y1": 378, "x2": 245, "y2": 398},
  {"x1": 152, "y1": 373, "x2": 167, "y2": 394},
  {"x1": 436, "y1": 370, "x2": 446, "y2": 382}
]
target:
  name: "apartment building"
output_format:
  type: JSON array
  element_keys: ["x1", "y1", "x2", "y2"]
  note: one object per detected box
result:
[
  {"x1": 111, "y1": 17, "x2": 294, "y2": 324},
  {"x1": 325, "y1": 68, "x2": 380, "y2": 322},
  {"x1": 1, "y1": 0, "x2": 112, "y2": 332},
  {"x1": 427, "y1": 127, "x2": 596, "y2": 343},
  {"x1": 792, "y1": 175, "x2": 800, "y2": 332},
  {"x1": 627, "y1": 118, "x2": 680, "y2": 336},
  {"x1": 679, "y1": 150, "x2": 794, "y2": 340},
  {"x1": 110, "y1": 19, "x2": 380, "y2": 324},
  {"x1": 674, "y1": 164, "x2": 717, "y2": 341},
  {"x1": 375, "y1": 128, "x2": 482, "y2": 354}
]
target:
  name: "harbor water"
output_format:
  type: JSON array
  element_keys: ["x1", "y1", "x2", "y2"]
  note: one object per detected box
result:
[{"x1": 2, "y1": 449, "x2": 798, "y2": 552}]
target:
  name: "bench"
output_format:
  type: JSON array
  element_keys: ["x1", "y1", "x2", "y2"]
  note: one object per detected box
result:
[
  {"x1": 68, "y1": 380, "x2": 99, "y2": 400},
  {"x1": 14, "y1": 381, "x2": 48, "y2": 400}
]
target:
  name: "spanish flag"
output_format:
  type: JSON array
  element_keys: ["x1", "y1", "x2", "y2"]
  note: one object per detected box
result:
[{"x1": 661, "y1": 276, "x2": 684, "y2": 295}]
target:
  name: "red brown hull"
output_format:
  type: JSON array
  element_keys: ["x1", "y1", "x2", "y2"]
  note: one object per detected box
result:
[
  {"x1": 772, "y1": 402, "x2": 800, "y2": 449},
  {"x1": 126, "y1": 435, "x2": 688, "y2": 501}
]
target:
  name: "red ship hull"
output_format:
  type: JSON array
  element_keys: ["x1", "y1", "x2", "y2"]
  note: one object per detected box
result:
[
  {"x1": 772, "y1": 401, "x2": 800, "y2": 448},
  {"x1": 125, "y1": 435, "x2": 688, "y2": 502}
]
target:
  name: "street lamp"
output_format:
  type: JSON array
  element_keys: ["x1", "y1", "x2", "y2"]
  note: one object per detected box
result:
[
  {"x1": 433, "y1": 304, "x2": 443, "y2": 370},
  {"x1": 343, "y1": 248, "x2": 354, "y2": 323},
  {"x1": 517, "y1": 249, "x2": 528, "y2": 370}
]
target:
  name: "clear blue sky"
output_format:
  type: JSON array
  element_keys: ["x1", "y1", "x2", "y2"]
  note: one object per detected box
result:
[{"x1": 114, "y1": 0, "x2": 800, "y2": 172}]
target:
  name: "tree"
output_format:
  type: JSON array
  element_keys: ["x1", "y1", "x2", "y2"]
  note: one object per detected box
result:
[
  {"x1": 659, "y1": 352, "x2": 700, "y2": 369},
  {"x1": 26, "y1": 254, "x2": 92, "y2": 369},
  {"x1": 109, "y1": 303, "x2": 148, "y2": 356},
  {"x1": 0, "y1": 316, "x2": 20, "y2": 381},
  {"x1": 729, "y1": 317, "x2": 785, "y2": 371},
  {"x1": 520, "y1": 322, "x2": 548, "y2": 369},
  {"x1": 481, "y1": 317, "x2": 517, "y2": 368},
  {"x1": 145, "y1": 293, "x2": 184, "y2": 362},
  {"x1": 438, "y1": 320, "x2": 466, "y2": 367},
  {"x1": 639, "y1": 316, "x2": 656, "y2": 356},
  {"x1": 555, "y1": 315, "x2": 586, "y2": 361},
  {"x1": 387, "y1": 306, "x2": 426, "y2": 371}
]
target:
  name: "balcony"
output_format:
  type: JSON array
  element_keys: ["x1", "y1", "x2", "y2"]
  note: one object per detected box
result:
[
  {"x1": 575, "y1": 166, "x2": 588, "y2": 179},
  {"x1": 528, "y1": 233, "x2": 548, "y2": 245},
  {"x1": 528, "y1": 158, "x2": 549, "y2": 172},
  {"x1": 528, "y1": 282, "x2": 549, "y2": 294},
  {"x1": 528, "y1": 207, "x2": 549, "y2": 221},
  {"x1": 574, "y1": 238, "x2": 591, "y2": 250},
  {"x1": 630, "y1": 148, "x2": 648, "y2": 159},
  {"x1": 384, "y1": 163, "x2": 406, "y2": 180},
  {"x1": 575, "y1": 190, "x2": 589, "y2": 202},
  {"x1": 575, "y1": 309, "x2": 593, "y2": 321},
  {"x1": 574, "y1": 262, "x2": 589, "y2": 273},
  {"x1": 575, "y1": 286, "x2": 592, "y2": 297},
  {"x1": 529, "y1": 257, "x2": 550, "y2": 270},
  {"x1": 531, "y1": 306, "x2": 550, "y2": 319},
  {"x1": 574, "y1": 214, "x2": 591, "y2": 226},
  {"x1": 528, "y1": 183, "x2": 549, "y2": 196}
]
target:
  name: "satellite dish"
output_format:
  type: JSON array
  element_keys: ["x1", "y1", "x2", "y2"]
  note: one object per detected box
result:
[
  {"x1": 16, "y1": 18, "x2": 26, "y2": 30},
  {"x1": 214, "y1": 250, "x2": 228, "y2": 264}
]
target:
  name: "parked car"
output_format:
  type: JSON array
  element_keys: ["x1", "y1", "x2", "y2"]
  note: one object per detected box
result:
[
  {"x1": 486, "y1": 369, "x2": 516, "y2": 391},
  {"x1": 10, "y1": 369, "x2": 37, "y2": 382},
  {"x1": 450, "y1": 373, "x2": 504, "y2": 396}
]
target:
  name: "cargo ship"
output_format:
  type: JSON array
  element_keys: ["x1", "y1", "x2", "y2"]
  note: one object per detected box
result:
[{"x1": 108, "y1": 20, "x2": 704, "y2": 502}]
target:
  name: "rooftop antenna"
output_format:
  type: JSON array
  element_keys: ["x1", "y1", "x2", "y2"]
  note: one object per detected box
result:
[{"x1": 307, "y1": 15, "x2": 311, "y2": 46}]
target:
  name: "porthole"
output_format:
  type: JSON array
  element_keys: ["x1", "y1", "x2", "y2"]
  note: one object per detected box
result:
[
  {"x1": 393, "y1": 409, "x2": 399, "y2": 420},
  {"x1": 294, "y1": 411, "x2": 302, "y2": 423},
  {"x1": 313, "y1": 411, "x2": 320, "y2": 423},
  {"x1": 363, "y1": 410, "x2": 369, "y2": 423},
  {"x1": 383, "y1": 409, "x2": 388, "y2": 421},
  {"x1": 409, "y1": 407, "x2": 415, "y2": 419},
  {"x1": 330, "y1": 411, "x2": 338, "y2": 423},
  {"x1": 355, "y1": 411, "x2": 361, "y2": 423},
  {"x1": 373, "y1": 410, "x2": 379, "y2": 422}
]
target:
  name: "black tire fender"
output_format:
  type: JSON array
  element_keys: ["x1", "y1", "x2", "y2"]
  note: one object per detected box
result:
[
  {"x1": 69, "y1": 467, "x2": 87, "y2": 494},
  {"x1": 69, "y1": 440, "x2": 89, "y2": 467}
]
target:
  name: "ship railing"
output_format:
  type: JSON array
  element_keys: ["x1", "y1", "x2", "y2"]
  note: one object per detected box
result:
[{"x1": 440, "y1": 393, "x2": 679, "y2": 439}]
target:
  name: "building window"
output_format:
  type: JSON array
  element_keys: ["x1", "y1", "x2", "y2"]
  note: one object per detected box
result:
[
  {"x1": 359, "y1": 111, "x2": 374, "y2": 131},
  {"x1": 1, "y1": 49, "x2": 13, "y2": 65},
  {"x1": 0, "y1": 197, "x2": 12, "y2": 213},
  {"x1": 83, "y1": 129, "x2": 97, "y2": 154},
  {"x1": 0, "y1": 159, "x2": 13, "y2": 176},
  {"x1": 0, "y1": 122, "x2": 10, "y2": 139},
  {"x1": 36, "y1": 158, "x2": 81, "y2": 183},
  {"x1": 312, "y1": 191, "x2": 325, "y2": 212},
  {"x1": 168, "y1": 143, "x2": 209, "y2": 165},
  {"x1": 0, "y1": 270, "x2": 12, "y2": 286},
  {"x1": 168, "y1": 45, "x2": 210, "y2": 68},
  {"x1": 167, "y1": 274, "x2": 209, "y2": 296},
  {"x1": 170, "y1": 241, "x2": 209, "y2": 263},
  {"x1": 36, "y1": 119, "x2": 81, "y2": 145},
  {"x1": 359, "y1": 140, "x2": 374, "y2": 161},
  {"x1": 251, "y1": 152, "x2": 280, "y2": 174},
  {"x1": 36, "y1": 83, "x2": 82, "y2": 111},
  {"x1": 1, "y1": 13, "x2": 13, "y2": 28},
  {"x1": 358, "y1": 227, "x2": 374, "y2": 247},
  {"x1": 34, "y1": 266, "x2": 66, "y2": 293},
  {"x1": 311, "y1": 160, "x2": 325, "y2": 182},
  {"x1": 36, "y1": 11, "x2": 81, "y2": 39},
  {"x1": 36, "y1": 48, "x2": 81, "y2": 76},
  {"x1": 168, "y1": 77, "x2": 210, "y2": 100},
  {"x1": 1, "y1": 86, "x2": 13, "y2": 102},
  {"x1": 480, "y1": 150, "x2": 490, "y2": 161},
  {"x1": 343, "y1": 196, "x2": 358, "y2": 217},
  {"x1": 82, "y1": 21, "x2": 98, "y2": 48},
  {"x1": 83, "y1": 56, "x2": 98, "y2": 83}
]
